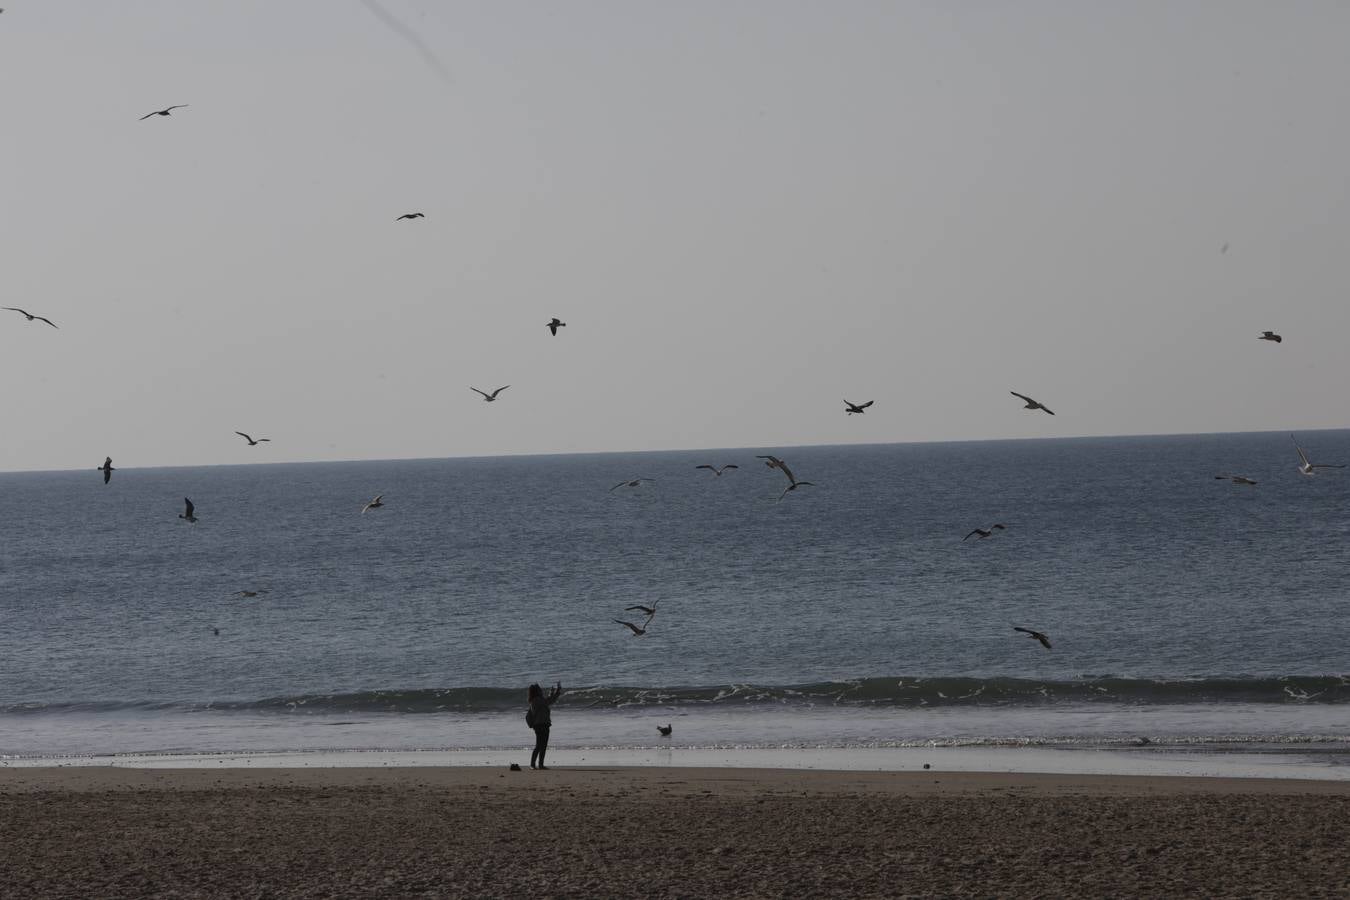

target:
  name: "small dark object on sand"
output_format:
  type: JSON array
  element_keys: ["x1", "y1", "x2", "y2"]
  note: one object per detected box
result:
[
  {"x1": 509, "y1": 763, "x2": 522, "y2": 771},
  {"x1": 923, "y1": 764, "x2": 931, "y2": 770},
  {"x1": 658, "y1": 724, "x2": 672, "y2": 736}
]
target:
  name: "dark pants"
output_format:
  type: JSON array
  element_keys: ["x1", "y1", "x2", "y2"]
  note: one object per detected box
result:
[{"x1": 530, "y1": 724, "x2": 550, "y2": 768}]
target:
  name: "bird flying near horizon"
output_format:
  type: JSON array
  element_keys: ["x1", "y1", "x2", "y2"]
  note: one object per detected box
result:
[
  {"x1": 1292, "y1": 435, "x2": 1345, "y2": 476},
  {"x1": 362, "y1": 495, "x2": 384, "y2": 513},
  {"x1": 695, "y1": 464, "x2": 739, "y2": 476},
  {"x1": 963, "y1": 524, "x2": 1007, "y2": 541},
  {"x1": 98, "y1": 457, "x2": 114, "y2": 485},
  {"x1": 844, "y1": 399, "x2": 874, "y2": 415},
  {"x1": 610, "y1": 477, "x2": 654, "y2": 492},
  {"x1": 140, "y1": 104, "x2": 187, "y2": 120},
  {"x1": 178, "y1": 497, "x2": 198, "y2": 523},
  {"x1": 470, "y1": 385, "x2": 510, "y2": 402},
  {"x1": 756, "y1": 455, "x2": 814, "y2": 501},
  {"x1": 1010, "y1": 392, "x2": 1054, "y2": 415},
  {"x1": 1013, "y1": 626, "x2": 1052, "y2": 650},
  {"x1": 1215, "y1": 474, "x2": 1258, "y2": 485},
  {"x1": 3, "y1": 307, "x2": 57, "y2": 328},
  {"x1": 235, "y1": 432, "x2": 270, "y2": 446}
]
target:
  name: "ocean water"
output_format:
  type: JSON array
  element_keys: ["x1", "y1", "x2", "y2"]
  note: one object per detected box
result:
[{"x1": 2, "y1": 431, "x2": 1347, "y2": 766}]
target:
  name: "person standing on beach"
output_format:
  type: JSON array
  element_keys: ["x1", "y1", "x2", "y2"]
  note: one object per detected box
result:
[{"x1": 527, "y1": 681, "x2": 563, "y2": 770}]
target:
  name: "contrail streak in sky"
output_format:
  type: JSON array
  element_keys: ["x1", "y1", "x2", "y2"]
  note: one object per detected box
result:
[{"x1": 359, "y1": 0, "x2": 453, "y2": 86}]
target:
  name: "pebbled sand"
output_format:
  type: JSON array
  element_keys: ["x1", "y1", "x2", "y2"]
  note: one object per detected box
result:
[{"x1": 1, "y1": 767, "x2": 1348, "y2": 898}]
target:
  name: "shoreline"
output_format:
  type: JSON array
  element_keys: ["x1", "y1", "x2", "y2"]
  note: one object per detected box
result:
[{"x1": 2, "y1": 766, "x2": 1346, "y2": 897}]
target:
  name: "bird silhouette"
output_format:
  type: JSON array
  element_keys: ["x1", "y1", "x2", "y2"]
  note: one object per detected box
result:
[
  {"x1": 3, "y1": 307, "x2": 57, "y2": 328},
  {"x1": 1010, "y1": 391, "x2": 1054, "y2": 415},
  {"x1": 98, "y1": 457, "x2": 114, "y2": 485},
  {"x1": 756, "y1": 455, "x2": 814, "y2": 500},
  {"x1": 844, "y1": 399, "x2": 874, "y2": 415},
  {"x1": 963, "y1": 524, "x2": 1007, "y2": 541},
  {"x1": 610, "y1": 478, "x2": 654, "y2": 492},
  {"x1": 178, "y1": 497, "x2": 198, "y2": 523},
  {"x1": 695, "y1": 464, "x2": 739, "y2": 476},
  {"x1": 140, "y1": 104, "x2": 187, "y2": 120},
  {"x1": 1013, "y1": 626, "x2": 1052, "y2": 650},
  {"x1": 1292, "y1": 435, "x2": 1345, "y2": 476},
  {"x1": 657, "y1": 724, "x2": 673, "y2": 736},
  {"x1": 613, "y1": 619, "x2": 648, "y2": 636},
  {"x1": 1215, "y1": 474, "x2": 1258, "y2": 485},
  {"x1": 235, "y1": 431, "x2": 270, "y2": 446},
  {"x1": 362, "y1": 495, "x2": 384, "y2": 513},
  {"x1": 546, "y1": 317, "x2": 566, "y2": 336},
  {"x1": 470, "y1": 386, "x2": 510, "y2": 402},
  {"x1": 395, "y1": 212, "x2": 425, "y2": 220},
  {"x1": 1258, "y1": 331, "x2": 1282, "y2": 343}
]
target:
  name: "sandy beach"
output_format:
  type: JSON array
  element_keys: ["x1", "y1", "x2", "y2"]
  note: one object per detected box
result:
[{"x1": 1, "y1": 766, "x2": 1347, "y2": 898}]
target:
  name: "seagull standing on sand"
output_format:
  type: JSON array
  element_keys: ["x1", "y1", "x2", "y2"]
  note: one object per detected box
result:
[
  {"x1": 1215, "y1": 474, "x2": 1258, "y2": 485},
  {"x1": 1010, "y1": 392, "x2": 1054, "y2": 415},
  {"x1": 362, "y1": 495, "x2": 384, "y2": 513},
  {"x1": 395, "y1": 212, "x2": 425, "y2": 220},
  {"x1": 471, "y1": 385, "x2": 510, "y2": 402},
  {"x1": 1292, "y1": 435, "x2": 1345, "y2": 476},
  {"x1": 234, "y1": 431, "x2": 270, "y2": 446},
  {"x1": 613, "y1": 619, "x2": 648, "y2": 636},
  {"x1": 1013, "y1": 626, "x2": 1052, "y2": 650},
  {"x1": 546, "y1": 318, "x2": 566, "y2": 336},
  {"x1": 844, "y1": 400, "x2": 874, "y2": 415},
  {"x1": 178, "y1": 497, "x2": 198, "y2": 523},
  {"x1": 695, "y1": 464, "x2": 739, "y2": 476},
  {"x1": 2, "y1": 307, "x2": 57, "y2": 328},
  {"x1": 98, "y1": 457, "x2": 115, "y2": 485},
  {"x1": 756, "y1": 455, "x2": 814, "y2": 500},
  {"x1": 140, "y1": 104, "x2": 187, "y2": 120},
  {"x1": 1258, "y1": 331, "x2": 1282, "y2": 343},
  {"x1": 963, "y1": 524, "x2": 1007, "y2": 541}
]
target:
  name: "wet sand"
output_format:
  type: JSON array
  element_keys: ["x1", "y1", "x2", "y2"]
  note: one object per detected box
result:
[{"x1": 1, "y1": 767, "x2": 1347, "y2": 898}]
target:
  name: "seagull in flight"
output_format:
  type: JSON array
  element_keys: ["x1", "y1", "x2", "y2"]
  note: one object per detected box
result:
[
  {"x1": 98, "y1": 457, "x2": 115, "y2": 485},
  {"x1": 1292, "y1": 435, "x2": 1345, "y2": 476},
  {"x1": 844, "y1": 400, "x2": 874, "y2": 415},
  {"x1": 395, "y1": 212, "x2": 425, "y2": 220},
  {"x1": 1215, "y1": 474, "x2": 1258, "y2": 486},
  {"x1": 470, "y1": 385, "x2": 510, "y2": 402},
  {"x1": 235, "y1": 590, "x2": 269, "y2": 598},
  {"x1": 1010, "y1": 392, "x2": 1054, "y2": 415},
  {"x1": 610, "y1": 477, "x2": 654, "y2": 492},
  {"x1": 178, "y1": 497, "x2": 198, "y2": 523},
  {"x1": 1013, "y1": 626, "x2": 1052, "y2": 650},
  {"x1": 235, "y1": 431, "x2": 270, "y2": 446},
  {"x1": 695, "y1": 464, "x2": 739, "y2": 476},
  {"x1": 657, "y1": 724, "x2": 673, "y2": 737},
  {"x1": 613, "y1": 618, "x2": 648, "y2": 636},
  {"x1": 362, "y1": 495, "x2": 384, "y2": 513},
  {"x1": 624, "y1": 602, "x2": 658, "y2": 623},
  {"x1": 140, "y1": 104, "x2": 188, "y2": 120},
  {"x1": 756, "y1": 455, "x2": 814, "y2": 500},
  {"x1": 546, "y1": 317, "x2": 566, "y2": 336},
  {"x1": 2, "y1": 307, "x2": 57, "y2": 328},
  {"x1": 963, "y1": 524, "x2": 1007, "y2": 541},
  {"x1": 1258, "y1": 331, "x2": 1282, "y2": 343}
]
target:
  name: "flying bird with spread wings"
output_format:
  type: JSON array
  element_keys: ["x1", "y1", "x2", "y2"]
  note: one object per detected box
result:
[
  {"x1": 470, "y1": 386, "x2": 510, "y2": 402},
  {"x1": 140, "y1": 104, "x2": 187, "y2": 120},
  {"x1": 695, "y1": 464, "x2": 739, "y2": 476},
  {"x1": 756, "y1": 455, "x2": 814, "y2": 500},
  {"x1": 235, "y1": 432, "x2": 270, "y2": 446},
  {"x1": 546, "y1": 317, "x2": 566, "y2": 336},
  {"x1": 3, "y1": 307, "x2": 57, "y2": 328},
  {"x1": 1013, "y1": 626, "x2": 1052, "y2": 650},
  {"x1": 844, "y1": 400, "x2": 874, "y2": 415},
  {"x1": 98, "y1": 457, "x2": 115, "y2": 485},
  {"x1": 1292, "y1": 435, "x2": 1345, "y2": 476},
  {"x1": 362, "y1": 495, "x2": 384, "y2": 513},
  {"x1": 1258, "y1": 331, "x2": 1282, "y2": 343},
  {"x1": 395, "y1": 212, "x2": 425, "y2": 220},
  {"x1": 1010, "y1": 392, "x2": 1054, "y2": 415}
]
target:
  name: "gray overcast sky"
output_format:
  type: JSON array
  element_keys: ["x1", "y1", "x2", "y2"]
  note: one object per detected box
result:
[{"x1": 3, "y1": 1, "x2": 1349, "y2": 473}]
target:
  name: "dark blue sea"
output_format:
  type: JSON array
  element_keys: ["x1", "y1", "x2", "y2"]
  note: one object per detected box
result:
[{"x1": 2, "y1": 431, "x2": 1347, "y2": 764}]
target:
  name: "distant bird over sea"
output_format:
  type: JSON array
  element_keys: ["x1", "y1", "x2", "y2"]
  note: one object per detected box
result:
[
  {"x1": 963, "y1": 524, "x2": 1007, "y2": 541},
  {"x1": 235, "y1": 590, "x2": 269, "y2": 598},
  {"x1": 178, "y1": 497, "x2": 198, "y2": 523},
  {"x1": 546, "y1": 317, "x2": 566, "y2": 336},
  {"x1": 657, "y1": 724, "x2": 673, "y2": 736},
  {"x1": 2, "y1": 307, "x2": 57, "y2": 328},
  {"x1": 1215, "y1": 474, "x2": 1258, "y2": 485},
  {"x1": 362, "y1": 495, "x2": 384, "y2": 513},
  {"x1": 624, "y1": 602, "x2": 658, "y2": 622},
  {"x1": 1013, "y1": 626, "x2": 1052, "y2": 650},
  {"x1": 395, "y1": 212, "x2": 425, "y2": 220},
  {"x1": 235, "y1": 431, "x2": 270, "y2": 446},
  {"x1": 1258, "y1": 331, "x2": 1282, "y2": 343},
  {"x1": 844, "y1": 400, "x2": 874, "y2": 415},
  {"x1": 139, "y1": 104, "x2": 187, "y2": 120},
  {"x1": 98, "y1": 457, "x2": 114, "y2": 485},
  {"x1": 610, "y1": 477, "x2": 654, "y2": 492},
  {"x1": 613, "y1": 618, "x2": 648, "y2": 636},
  {"x1": 1292, "y1": 435, "x2": 1345, "y2": 476},
  {"x1": 756, "y1": 455, "x2": 814, "y2": 500},
  {"x1": 470, "y1": 385, "x2": 510, "y2": 402},
  {"x1": 1010, "y1": 391, "x2": 1054, "y2": 415},
  {"x1": 695, "y1": 464, "x2": 739, "y2": 476}
]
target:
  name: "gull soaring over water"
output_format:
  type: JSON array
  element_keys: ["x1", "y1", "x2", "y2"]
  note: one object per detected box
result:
[
  {"x1": 610, "y1": 477, "x2": 654, "y2": 492},
  {"x1": 624, "y1": 602, "x2": 658, "y2": 624},
  {"x1": 1010, "y1": 392, "x2": 1054, "y2": 415},
  {"x1": 140, "y1": 104, "x2": 187, "y2": 120},
  {"x1": 613, "y1": 619, "x2": 648, "y2": 636},
  {"x1": 756, "y1": 455, "x2": 814, "y2": 500},
  {"x1": 362, "y1": 495, "x2": 384, "y2": 513},
  {"x1": 2, "y1": 307, "x2": 57, "y2": 328},
  {"x1": 963, "y1": 524, "x2": 1007, "y2": 541},
  {"x1": 1013, "y1": 626, "x2": 1052, "y2": 650},
  {"x1": 98, "y1": 457, "x2": 114, "y2": 485},
  {"x1": 657, "y1": 724, "x2": 673, "y2": 736},
  {"x1": 844, "y1": 399, "x2": 874, "y2": 415},
  {"x1": 470, "y1": 385, "x2": 510, "y2": 402},
  {"x1": 1258, "y1": 331, "x2": 1282, "y2": 343},
  {"x1": 1215, "y1": 474, "x2": 1258, "y2": 485},
  {"x1": 546, "y1": 317, "x2": 566, "y2": 336},
  {"x1": 1292, "y1": 435, "x2": 1345, "y2": 476},
  {"x1": 235, "y1": 431, "x2": 270, "y2": 446},
  {"x1": 695, "y1": 464, "x2": 739, "y2": 476},
  {"x1": 178, "y1": 497, "x2": 198, "y2": 523}
]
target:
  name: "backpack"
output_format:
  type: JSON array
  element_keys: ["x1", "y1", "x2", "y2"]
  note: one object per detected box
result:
[{"x1": 525, "y1": 708, "x2": 535, "y2": 729}]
